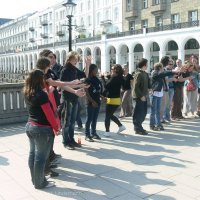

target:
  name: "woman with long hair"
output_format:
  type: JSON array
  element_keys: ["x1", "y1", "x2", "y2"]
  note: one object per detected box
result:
[
  {"x1": 24, "y1": 69, "x2": 60, "y2": 189},
  {"x1": 102, "y1": 64, "x2": 126, "y2": 137},
  {"x1": 84, "y1": 64, "x2": 103, "y2": 142}
]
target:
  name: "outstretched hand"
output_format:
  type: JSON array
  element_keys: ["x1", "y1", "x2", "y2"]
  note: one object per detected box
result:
[
  {"x1": 85, "y1": 56, "x2": 92, "y2": 67},
  {"x1": 75, "y1": 88, "x2": 86, "y2": 97}
]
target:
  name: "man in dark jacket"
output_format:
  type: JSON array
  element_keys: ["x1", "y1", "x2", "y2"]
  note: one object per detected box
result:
[
  {"x1": 131, "y1": 58, "x2": 151, "y2": 135},
  {"x1": 60, "y1": 51, "x2": 89, "y2": 150}
]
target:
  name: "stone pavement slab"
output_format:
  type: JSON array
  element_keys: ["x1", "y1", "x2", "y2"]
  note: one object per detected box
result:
[{"x1": 0, "y1": 113, "x2": 200, "y2": 200}]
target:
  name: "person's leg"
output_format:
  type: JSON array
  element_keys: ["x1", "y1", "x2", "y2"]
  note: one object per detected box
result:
[
  {"x1": 85, "y1": 104, "x2": 94, "y2": 137},
  {"x1": 156, "y1": 97, "x2": 162, "y2": 126},
  {"x1": 150, "y1": 95, "x2": 156, "y2": 127},
  {"x1": 119, "y1": 91, "x2": 125, "y2": 117},
  {"x1": 31, "y1": 126, "x2": 53, "y2": 189},
  {"x1": 25, "y1": 123, "x2": 35, "y2": 186},
  {"x1": 109, "y1": 105, "x2": 122, "y2": 127},
  {"x1": 190, "y1": 89, "x2": 198, "y2": 114},
  {"x1": 126, "y1": 90, "x2": 133, "y2": 116},
  {"x1": 183, "y1": 87, "x2": 189, "y2": 115},
  {"x1": 105, "y1": 104, "x2": 112, "y2": 132},
  {"x1": 133, "y1": 98, "x2": 146, "y2": 131},
  {"x1": 76, "y1": 101, "x2": 83, "y2": 128},
  {"x1": 69, "y1": 101, "x2": 78, "y2": 143},
  {"x1": 91, "y1": 105, "x2": 100, "y2": 136},
  {"x1": 62, "y1": 100, "x2": 73, "y2": 146}
]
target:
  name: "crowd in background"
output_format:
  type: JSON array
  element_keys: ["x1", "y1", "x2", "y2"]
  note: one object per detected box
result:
[{"x1": 23, "y1": 49, "x2": 200, "y2": 189}]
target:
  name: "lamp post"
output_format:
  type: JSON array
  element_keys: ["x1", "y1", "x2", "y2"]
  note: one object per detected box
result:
[{"x1": 62, "y1": 0, "x2": 77, "y2": 52}]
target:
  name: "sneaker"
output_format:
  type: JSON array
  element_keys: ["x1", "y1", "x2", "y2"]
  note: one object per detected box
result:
[
  {"x1": 157, "y1": 125, "x2": 164, "y2": 130},
  {"x1": 64, "y1": 143, "x2": 75, "y2": 150},
  {"x1": 50, "y1": 164, "x2": 58, "y2": 169},
  {"x1": 103, "y1": 132, "x2": 110, "y2": 137},
  {"x1": 91, "y1": 134, "x2": 101, "y2": 140},
  {"x1": 150, "y1": 126, "x2": 160, "y2": 131},
  {"x1": 85, "y1": 136, "x2": 94, "y2": 142},
  {"x1": 117, "y1": 125, "x2": 126, "y2": 134},
  {"x1": 71, "y1": 141, "x2": 82, "y2": 148},
  {"x1": 45, "y1": 170, "x2": 59, "y2": 177},
  {"x1": 44, "y1": 181, "x2": 55, "y2": 188},
  {"x1": 135, "y1": 130, "x2": 148, "y2": 135}
]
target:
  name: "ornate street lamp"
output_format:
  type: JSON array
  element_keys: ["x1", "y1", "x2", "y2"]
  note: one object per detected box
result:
[{"x1": 62, "y1": 0, "x2": 77, "y2": 52}]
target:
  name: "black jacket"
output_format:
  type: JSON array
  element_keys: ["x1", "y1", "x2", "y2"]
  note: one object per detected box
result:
[{"x1": 151, "y1": 70, "x2": 174, "y2": 92}]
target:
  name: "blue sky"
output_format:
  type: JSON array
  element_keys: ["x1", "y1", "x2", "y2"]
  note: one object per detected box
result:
[{"x1": 0, "y1": 0, "x2": 62, "y2": 19}]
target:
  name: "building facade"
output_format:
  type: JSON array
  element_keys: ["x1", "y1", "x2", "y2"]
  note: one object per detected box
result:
[{"x1": 0, "y1": 0, "x2": 200, "y2": 76}]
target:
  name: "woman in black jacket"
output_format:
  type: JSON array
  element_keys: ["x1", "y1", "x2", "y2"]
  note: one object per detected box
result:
[{"x1": 102, "y1": 64, "x2": 126, "y2": 137}]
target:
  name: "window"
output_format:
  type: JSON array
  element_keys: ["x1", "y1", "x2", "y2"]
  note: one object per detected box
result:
[
  {"x1": 80, "y1": 3, "x2": 83, "y2": 12},
  {"x1": 81, "y1": 18, "x2": 84, "y2": 26},
  {"x1": 105, "y1": 10, "x2": 109, "y2": 20},
  {"x1": 153, "y1": 0, "x2": 160, "y2": 5},
  {"x1": 143, "y1": 0, "x2": 148, "y2": 8},
  {"x1": 88, "y1": 16, "x2": 91, "y2": 26},
  {"x1": 126, "y1": 0, "x2": 132, "y2": 12},
  {"x1": 129, "y1": 21, "x2": 135, "y2": 31},
  {"x1": 88, "y1": 0, "x2": 91, "y2": 10},
  {"x1": 155, "y1": 16, "x2": 163, "y2": 27},
  {"x1": 114, "y1": 7, "x2": 119, "y2": 21},
  {"x1": 189, "y1": 10, "x2": 198, "y2": 21},
  {"x1": 142, "y1": 19, "x2": 148, "y2": 28},
  {"x1": 171, "y1": 14, "x2": 179, "y2": 24},
  {"x1": 97, "y1": 12, "x2": 100, "y2": 25}
]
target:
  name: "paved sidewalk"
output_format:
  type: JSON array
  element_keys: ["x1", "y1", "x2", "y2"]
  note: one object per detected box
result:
[{"x1": 0, "y1": 113, "x2": 200, "y2": 200}]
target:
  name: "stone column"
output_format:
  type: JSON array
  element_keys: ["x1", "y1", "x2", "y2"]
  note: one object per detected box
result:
[
  {"x1": 178, "y1": 48, "x2": 185, "y2": 63},
  {"x1": 129, "y1": 52, "x2": 135, "y2": 73},
  {"x1": 101, "y1": 34, "x2": 109, "y2": 73},
  {"x1": 143, "y1": 50, "x2": 151, "y2": 72}
]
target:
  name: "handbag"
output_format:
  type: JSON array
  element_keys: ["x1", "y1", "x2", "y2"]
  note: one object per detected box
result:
[{"x1": 186, "y1": 79, "x2": 196, "y2": 91}]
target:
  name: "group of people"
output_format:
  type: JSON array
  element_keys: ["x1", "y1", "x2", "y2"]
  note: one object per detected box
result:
[
  {"x1": 132, "y1": 55, "x2": 200, "y2": 135},
  {"x1": 23, "y1": 49, "x2": 200, "y2": 189}
]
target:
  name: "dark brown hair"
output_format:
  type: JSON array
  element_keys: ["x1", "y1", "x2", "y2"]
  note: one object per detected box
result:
[
  {"x1": 23, "y1": 69, "x2": 44, "y2": 98},
  {"x1": 39, "y1": 49, "x2": 53, "y2": 58},
  {"x1": 112, "y1": 64, "x2": 123, "y2": 76},
  {"x1": 36, "y1": 57, "x2": 50, "y2": 71}
]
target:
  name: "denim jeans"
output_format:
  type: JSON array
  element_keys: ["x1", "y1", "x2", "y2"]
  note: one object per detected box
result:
[
  {"x1": 132, "y1": 98, "x2": 147, "y2": 132},
  {"x1": 85, "y1": 104, "x2": 100, "y2": 136},
  {"x1": 164, "y1": 88, "x2": 174, "y2": 121},
  {"x1": 150, "y1": 95, "x2": 162, "y2": 126},
  {"x1": 25, "y1": 123, "x2": 53, "y2": 189},
  {"x1": 76, "y1": 101, "x2": 83, "y2": 127},
  {"x1": 62, "y1": 99, "x2": 78, "y2": 145}
]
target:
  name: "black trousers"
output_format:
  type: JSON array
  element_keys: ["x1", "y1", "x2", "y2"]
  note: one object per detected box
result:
[
  {"x1": 105, "y1": 104, "x2": 122, "y2": 132},
  {"x1": 133, "y1": 98, "x2": 147, "y2": 132}
]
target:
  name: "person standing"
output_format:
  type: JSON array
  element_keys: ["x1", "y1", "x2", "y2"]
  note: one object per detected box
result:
[
  {"x1": 101, "y1": 64, "x2": 126, "y2": 137},
  {"x1": 132, "y1": 58, "x2": 150, "y2": 135},
  {"x1": 60, "y1": 51, "x2": 89, "y2": 150},
  {"x1": 85, "y1": 64, "x2": 103, "y2": 141},
  {"x1": 24, "y1": 69, "x2": 60, "y2": 189},
  {"x1": 119, "y1": 64, "x2": 133, "y2": 118}
]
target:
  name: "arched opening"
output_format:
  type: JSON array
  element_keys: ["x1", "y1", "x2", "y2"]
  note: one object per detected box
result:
[
  {"x1": 119, "y1": 45, "x2": 129, "y2": 65},
  {"x1": 94, "y1": 47, "x2": 101, "y2": 71},
  {"x1": 134, "y1": 44, "x2": 143, "y2": 66},
  {"x1": 108, "y1": 46, "x2": 116, "y2": 71},
  {"x1": 184, "y1": 38, "x2": 199, "y2": 62}
]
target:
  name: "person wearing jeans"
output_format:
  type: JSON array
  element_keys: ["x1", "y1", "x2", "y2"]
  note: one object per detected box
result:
[
  {"x1": 85, "y1": 64, "x2": 103, "y2": 142},
  {"x1": 26, "y1": 124, "x2": 53, "y2": 188},
  {"x1": 60, "y1": 51, "x2": 89, "y2": 150},
  {"x1": 150, "y1": 62, "x2": 175, "y2": 131},
  {"x1": 24, "y1": 68, "x2": 60, "y2": 189}
]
